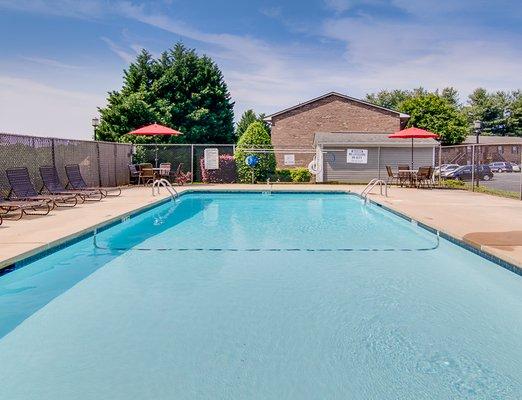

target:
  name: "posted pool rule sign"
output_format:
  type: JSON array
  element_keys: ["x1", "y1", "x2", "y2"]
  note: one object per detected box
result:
[
  {"x1": 204, "y1": 148, "x2": 219, "y2": 169},
  {"x1": 346, "y1": 149, "x2": 368, "y2": 164}
]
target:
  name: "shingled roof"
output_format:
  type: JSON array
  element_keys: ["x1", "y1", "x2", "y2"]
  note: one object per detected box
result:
[
  {"x1": 264, "y1": 92, "x2": 410, "y2": 121},
  {"x1": 314, "y1": 132, "x2": 438, "y2": 147}
]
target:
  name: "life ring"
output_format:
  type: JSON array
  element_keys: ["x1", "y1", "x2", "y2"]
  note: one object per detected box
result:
[{"x1": 308, "y1": 157, "x2": 321, "y2": 175}]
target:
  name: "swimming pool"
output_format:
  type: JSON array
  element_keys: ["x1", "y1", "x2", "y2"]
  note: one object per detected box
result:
[{"x1": 0, "y1": 192, "x2": 521, "y2": 399}]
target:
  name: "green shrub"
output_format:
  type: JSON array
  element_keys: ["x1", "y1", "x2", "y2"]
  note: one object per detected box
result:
[
  {"x1": 235, "y1": 121, "x2": 276, "y2": 183},
  {"x1": 441, "y1": 179, "x2": 465, "y2": 189},
  {"x1": 290, "y1": 168, "x2": 312, "y2": 182},
  {"x1": 271, "y1": 169, "x2": 292, "y2": 182}
]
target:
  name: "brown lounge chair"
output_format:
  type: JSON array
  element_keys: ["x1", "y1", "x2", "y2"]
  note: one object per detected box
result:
[
  {"x1": 40, "y1": 166, "x2": 103, "y2": 202},
  {"x1": 6, "y1": 167, "x2": 77, "y2": 208},
  {"x1": 0, "y1": 196, "x2": 51, "y2": 220},
  {"x1": 65, "y1": 164, "x2": 122, "y2": 197}
]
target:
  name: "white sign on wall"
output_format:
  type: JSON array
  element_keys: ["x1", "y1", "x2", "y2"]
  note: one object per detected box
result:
[
  {"x1": 346, "y1": 149, "x2": 368, "y2": 164},
  {"x1": 204, "y1": 148, "x2": 219, "y2": 170},
  {"x1": 284, "y1": 154, "x2": 295, "y2": 166}
]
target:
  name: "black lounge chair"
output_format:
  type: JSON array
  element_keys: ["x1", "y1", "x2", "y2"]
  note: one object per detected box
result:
[
  {"x1": 0, "y1": 196, "x2": 51, "y2": 220},
  {"x1": 40, "y1": 166, "x2": 103, "y2": 202},
  {"x1": 6, "y1": 167, "x2": 77, "y2": 208},
  {"x1": 65, "y1": 164, "x2": 121, "y2": 197}
]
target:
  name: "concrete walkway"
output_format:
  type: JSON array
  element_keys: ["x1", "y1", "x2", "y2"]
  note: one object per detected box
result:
[{"x1": 1, "y1": 184, "x2": 522, "y2": 271}]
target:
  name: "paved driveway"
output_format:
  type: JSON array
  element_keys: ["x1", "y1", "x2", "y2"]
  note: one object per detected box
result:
[{"x1": 481, "y1": 172, "x2": 522, "y2": 193}]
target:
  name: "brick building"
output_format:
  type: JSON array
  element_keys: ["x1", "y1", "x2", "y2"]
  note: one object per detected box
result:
[
  {"x1": 264, "y1": 92, "x2": 438, "y2": 183},
  {"x1": 441, "y1": 135, "x2": 522, "y2": 165}
]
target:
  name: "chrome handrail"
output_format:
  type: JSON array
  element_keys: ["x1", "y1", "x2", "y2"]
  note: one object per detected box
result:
[
  {"x1": 152, "y1": 178, "x2": 178, "y2": 200},
  {"x1": 361, "y1": 178, "x2": 388, "y2": 202}
]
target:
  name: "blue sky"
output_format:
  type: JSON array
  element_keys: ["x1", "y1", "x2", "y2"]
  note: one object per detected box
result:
[{"x1": 0, "y1": 0, "x2": 521, "y2": 139}]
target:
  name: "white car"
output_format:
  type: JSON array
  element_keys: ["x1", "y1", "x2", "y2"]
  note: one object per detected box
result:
[
  {"x1": 435, "y1": 164, "x2": 460, "y2": 177},
  {"x1": 510, "y1": 163, "x2": 521, "y2": 172}
]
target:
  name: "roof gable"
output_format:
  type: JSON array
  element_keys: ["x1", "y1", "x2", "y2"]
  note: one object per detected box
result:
[{"x1": 264, "y1": 92, "x2": 409, "y2": 121}]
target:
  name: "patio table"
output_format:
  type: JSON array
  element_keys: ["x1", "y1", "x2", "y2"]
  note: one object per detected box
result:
[{"x1": 398, "y1": 169, "x2": 419, "y2": 187}]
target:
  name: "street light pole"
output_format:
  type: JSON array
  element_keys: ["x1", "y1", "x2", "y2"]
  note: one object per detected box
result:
[
  {"x1": 473, "y1": 120, "x2": 482, "y2": 144},
  {"x1": 91, "y1": 117, "x2": 100, "y2": 141},
  {"x1": 473, "y1": 120, "x2": 482, "y2": 188}
]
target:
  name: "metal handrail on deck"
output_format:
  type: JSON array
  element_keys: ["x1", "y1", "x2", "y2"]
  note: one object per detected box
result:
[
  {"x1": 361, "y1": 178, "x2": 388, "y2": 202},
  {"x1": 152, "y1": 178, "x2": 178, "y2": 200}
]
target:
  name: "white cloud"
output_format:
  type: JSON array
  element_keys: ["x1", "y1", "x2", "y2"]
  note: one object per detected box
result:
[
  {"x1": 0, "y1": 76, "x2": 105, "y2": 139},
  {"x1": 21, "y1": 56, "x2": 85, "y2": 70},
  {"x1": 324, "y1": 0, "x2": 353, "y2": 13},
  {"x1": 100, "y1": 37, "x2": 136, "y2": 63}
]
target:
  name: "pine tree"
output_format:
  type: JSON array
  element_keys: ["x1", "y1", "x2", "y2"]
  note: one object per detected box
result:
[
  {"x1": 235, "y1": 110, "x2": 258, "y2": 141},
  {"x1": 97, "y1": 42, "x2": 235, "y2": 144},
  {"x1": 235, "y1": 121, "x2": 275, "y2": 182}
]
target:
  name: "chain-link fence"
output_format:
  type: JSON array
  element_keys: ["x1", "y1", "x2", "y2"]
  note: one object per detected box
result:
[
  {"x1": 0, "y1": 133, "x2": 132, "y2": 195},
  {"x1": 437, "y1": 143, "x2": 522, "y2": 199},
  {"x1": 133, "y1": 144, "x2": 236, "y2": 183}
]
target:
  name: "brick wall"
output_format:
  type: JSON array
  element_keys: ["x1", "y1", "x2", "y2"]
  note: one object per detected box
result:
[{"x1": 270, "y1": 95, "x2": 402, "y2": 167}]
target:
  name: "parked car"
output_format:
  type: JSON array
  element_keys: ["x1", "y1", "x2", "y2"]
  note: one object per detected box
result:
[
  {"x1": 489, "y1": 162, "x2": 513, "y2": 173},
  {"x1": 510, "y1": 162, "x2": 521, "y2": 172},
  {"x1": 434, "y1": 163, "x2": 460, "y2": 177},
  {"x1": 444, "y1": 165, "x2": 494, "y2": 181}
]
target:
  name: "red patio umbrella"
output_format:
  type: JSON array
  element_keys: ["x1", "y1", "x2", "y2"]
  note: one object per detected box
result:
[
  {"x1": 128, "y1": 123, "x2": 183, "y2": 136},
  {"x1": 128, "y1": 123, "x2": 183, "y2": 166},
  {"x1": 388, "y1": 127, "x2": 439, "y2": 169}
]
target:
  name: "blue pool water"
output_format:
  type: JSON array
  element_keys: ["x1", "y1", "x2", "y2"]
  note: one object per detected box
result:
[{"x1": 0, "y1": 192, "x2": 521, "y2": 399}]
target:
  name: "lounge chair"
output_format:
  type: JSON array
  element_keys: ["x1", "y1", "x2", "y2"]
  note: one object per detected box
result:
[
  {"x1": 6, "y1": 167, "x2": 77, "y2": 208},
  {"x1": 40, "y1": 166, "x2": 103, "y2": 202},
  {"x1": 65, "y1": 164, "x2": 122, "y2": 197},
  {"x1": 173, "y1": 163, "x2": 191, "y2": 185},
  {"x1": 0, "y1": 196, "x2": 51, "y2": 220}
]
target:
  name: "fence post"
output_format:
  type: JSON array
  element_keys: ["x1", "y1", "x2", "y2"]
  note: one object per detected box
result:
[
  {"x1": 519, "y1": 145, "x2": 522, "y2": 200},
  {"x1": 51, "y1": 138, "x2": 56, "y2": 169},
  {"x1": 113, "y1": 144, "x2": 118, "y2": 186},
  {"x1": 96, "y1": 142, "x2": 102, "y2": 187},
  {"x1": 471, "y1": 145, "x2": 475, "y2": 192},
  {"x1": 190, "y1": 144, "x2": 194, "y2": 183},
  {"x1": 438, "y1": 145, "x2": 442, "y2": 187},
  {"x1": 377, "y1": 146, "x2": 381, "y2": 179}
]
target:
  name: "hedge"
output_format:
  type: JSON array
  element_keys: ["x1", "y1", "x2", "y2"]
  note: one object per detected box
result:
[{"x1": 235, "y1": 121, "x2": 276, "y2": 183}]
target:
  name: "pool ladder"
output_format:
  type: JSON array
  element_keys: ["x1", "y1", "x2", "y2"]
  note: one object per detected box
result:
[
  {"x1": 152, "y1": 178, "x2": 178, "y2": 200},
  {"x1": 361, "y1": 178, "x2": 388, "y2": 203}
]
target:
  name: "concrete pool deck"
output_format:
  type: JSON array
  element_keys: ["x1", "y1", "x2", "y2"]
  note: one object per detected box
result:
[{"x1": 1, "y1": 184, "x2": 522, "y2": 273}]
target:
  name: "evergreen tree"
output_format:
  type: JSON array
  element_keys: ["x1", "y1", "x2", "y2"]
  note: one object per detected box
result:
[
  {"x1": 439, "y1": 87, "x2": 460, "y2": 108},
  {"x1": 235, "y1": 109, "x2": 269, "y2": 141},
  {"x1": 235, "y1": 121, "x2": 275, "y2": 182},
  {"x1": 97, "y1": 42, "x2": 235, "y2": 144},
  {"x1": 464, "y1": 88, "x2": 509, "y2": 135},
  {"x1": 508, "y1": 91, "x2": 522, "y2": 136}
]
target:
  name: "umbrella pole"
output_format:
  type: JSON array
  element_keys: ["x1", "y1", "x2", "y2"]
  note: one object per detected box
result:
[
  {"x1": 411, "y1": 137, "x2": 414, "y2": 170},
  {"x1": 155, "y1": 136, "x2": 159, "y2": 168}
]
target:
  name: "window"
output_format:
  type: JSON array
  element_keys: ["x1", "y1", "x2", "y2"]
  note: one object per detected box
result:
[
  {"x1": 512, "y1": 146, "x2": 519, "y2": 154},
  {"x1": 497, "y1": 145, "x2": 504, "y2": 154}
]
